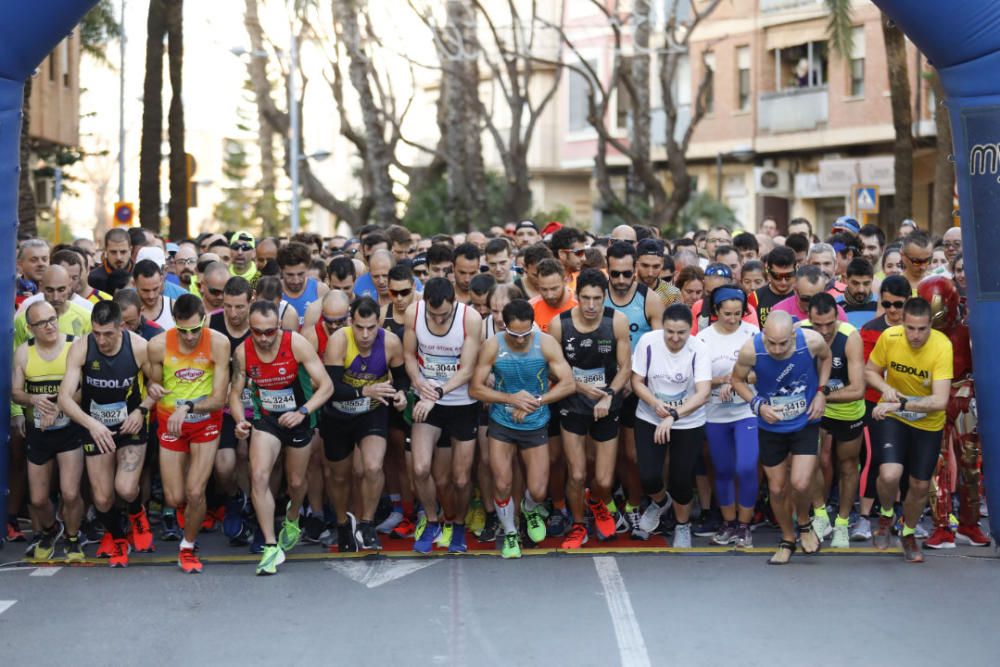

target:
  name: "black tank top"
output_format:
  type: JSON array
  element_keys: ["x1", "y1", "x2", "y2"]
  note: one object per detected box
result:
[
  {"x1": 384, "y1": 304, "x2": 405, "y2": 340},
  {"x1": 210, "y1": 311, "x2": 250, "y2": 353},
  {"x1": 81, "y1": 332, "x2": 142, "y2": 432},
  {"x1": 558, "y1": 307, "x2": 622, "y2": 415}
]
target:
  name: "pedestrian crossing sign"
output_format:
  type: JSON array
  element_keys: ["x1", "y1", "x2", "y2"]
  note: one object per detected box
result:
[{"x1": 853, "y1": 185, "x2": 879, "y2": 214}]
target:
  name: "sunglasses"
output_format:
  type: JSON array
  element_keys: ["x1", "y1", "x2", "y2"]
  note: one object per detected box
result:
[
  {"x1": 512, "y1": 266, "x2": 525, "y2": 275},
  {"x1": 206, "y1": 287, "x2": 224, "y2": 297},
  {"x1": 251, "y1": 326, "x2": 279, "y2": 336},
  {"x1": 231, "y1": 243, "x2": 253, "y2": 252},
  {"x1": 506, "y1": 328, "x2": 534, "y2": 339},
  {"x1": 413, "y1": 269, "x2": 428, "y2": 278},
  {"x1": 768, "y1": 269, "x2": 795, "y2": 281},
  {"x1": 28, "y1": 315, "x2": 58, "y2": 329},
  {"x1": 176, "y1": 258, "x2": 197, "y2": 266},
  {"x1": 322, "y1": 314, "x2": 349, "y2": 326},
  {"x1": 904, "y1": 253, "x2": 930, "y2": 265},
  {"x1": 610, "y1": 270, "x2": 634, "y2": 279},
  {"x1": 661, "y1": 273, "x2": 674, "y2": 282},
  {"x1": 881, "y1": 300, "x2": 906, "y2": 310},
  {"x1": 176, "y1": 317, "x2": 206, "y2": 335},
  {"x1": 568, "y1": 248, "x2": 587, "y2": 257},
  {"x1": 480, "y1": 265, "x2": 490, "y2": 273},
  {"x1": 389, "y1": 288, "x2": 413, "y2": 298}
]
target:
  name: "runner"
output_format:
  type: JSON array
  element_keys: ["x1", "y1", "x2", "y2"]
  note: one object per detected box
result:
[
  {"x1": 635, "y1": 239, "x2": 681, "y2": 305},
  {"x1": 631, "y1": 304, "x2": 712, "y2": 548},
  {"x1": 322, "y1": 297, "x2": 408, "y2": 551},
  {"x1": 114, "y1": 289, "x2": 165, "y2": 340},
  {"x1": 403, "y1": 277, "x2": 482, "y2": 553},
  {"x1": 514, "y1": 243, "x2": 553, "y2": 300},
  {"x1": 133, "y1": 259, "x2": 174, "y2": 329},
  {"x1": 469, "y1": 298, "x2": 575, "y2": 558},
  {"x1": 865, "y1": 297, "x2": 952, "y2": 563},
  {"x1": 749, "y1": 245, "x2": 797, "y2": 328},
  {"x1": 695, "y1": 285, "x2": 759, "y2": 548},
  {"x1": 229, "y1": 231, "x2": 260, "y2": 287},
  {"x1": 730, "y1": 310, "x2": 831, "y2": 564},
  {"x1": 229, "y1": 301, "x2": 333, "y2": 575},
  {"x1": 800, "y1": 293, "x2": 866, "y2": 548},
  {"x1": 452, "y1": 243, "x2": 481, "y2": 304},
  {"x1": 58, "y1": 301, "x2": 160, "y2": 567},
  {"x1": 484, "y1": 238, "x2": 514, "y2": 285},
  {"x1": 899, "y1": 232, "x2": 933, "y2": 294},
  {"x1": 11, "y1": 302, "x2": 85, "y2": 561},
  {"x1": 837, "y1": 258, "x2": 878, "y2": 329},
  {"x1": 381, "y1": 264, "x2": 416, "y2": 340},
  {"x1": 279, "y1": 241, "x2": 330, "y2": 327},
  {"x1": 547, "y1": 269, "x2": 632, "y2": 547},
  {"x1": 147, "y1": 294, "x2": 231, "y2": 573}
]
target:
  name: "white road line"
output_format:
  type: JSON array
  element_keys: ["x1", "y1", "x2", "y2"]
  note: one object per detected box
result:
[
  {"x1": 594, "y1": 557, "x2": 651, "y2": 667},
  {"x1": 30, "y1": 567, "x2": 61, "y2": 577},
  {"x1": 0, "y1": 601, "x2": 16, "y2": 616}
]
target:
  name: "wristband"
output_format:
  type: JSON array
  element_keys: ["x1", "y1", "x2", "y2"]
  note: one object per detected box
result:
[
  {"x1": 750, "y1": 396, "x2": 763, "y2": 415},
  {"x1": 434, "y1": 386, "x2": 444, "y2": 400}
]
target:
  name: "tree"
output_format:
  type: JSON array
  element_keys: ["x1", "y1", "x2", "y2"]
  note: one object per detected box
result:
[
  {"x1": 165, "y1": 0, "x2": 187, "y2": 239},
  {"x1": 79, "y1": 0, "x2": 122, "y2": 64},
  {"x1": 139, "y1": 0, "x2": 167, "y2": 231},
  {"x1": 929, "y1": 71, "x2": 954, "y2": 234}
]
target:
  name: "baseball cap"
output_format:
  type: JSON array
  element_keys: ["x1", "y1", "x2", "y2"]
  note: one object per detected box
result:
[
  {"x1": 231, "y1": 230, "x2": 256, "y2": 248},
  {"x1": 515, "y1": 220, "x2": 538, "y2": 232},
  {"x1": 541, "y1": 221, "x2": 563, "y2": 238},
  {"x1": 832, "y1": 216, "x2": 861, "y2": 235},
  {"x1": 704, "y1": 263, "x2": 734, "y2": 280},
  {"x1": 636, "y1": 238, "x2": 664, "y2": 257},
  {"x1": 412, "y1": 252, "x2": 428, "y2": 268},
  {"x1": 136, "y1": 246, "x2": 166, "y2": 269},
  {"x1": 165, "y1": 242, "x2": 180, "y2": 255}
]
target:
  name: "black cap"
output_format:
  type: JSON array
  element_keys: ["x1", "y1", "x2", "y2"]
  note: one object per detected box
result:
[
  {"x1": 515, "y1": 220, "x2": 538, "y2": 232},
  {"x1": 636, "y1": 238, "x2": 664, "y2": 257},
  {"x1": 412, "y1": 252, "x2": 428, "y2": 267}
]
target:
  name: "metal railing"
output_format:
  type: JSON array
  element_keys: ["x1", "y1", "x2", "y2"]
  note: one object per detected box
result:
[{"x1": 758, "y1": 85, "x2": 828, "y2": 133}]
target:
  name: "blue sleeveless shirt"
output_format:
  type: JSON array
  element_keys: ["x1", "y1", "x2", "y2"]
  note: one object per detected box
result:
[
  {"x1": 752, "y1": 328, "x2": 819, "y2": 433},
  {"x1": 606, "y1": 283, "x2": 651, "y2": 350},
  {"x1": 490, "y1": 331, "x2": 550, "y2": 431},
  {"x1": 283, "y1": 277, "x2": 320, "y2": 327}
]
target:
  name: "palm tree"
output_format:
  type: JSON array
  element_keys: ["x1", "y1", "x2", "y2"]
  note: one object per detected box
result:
[
  {"x1": 165, "y1": 0, "x2": 187, "y2": 240},
  {"x1": 139, "y1": 0, "x2": 167, "y2": 230}
]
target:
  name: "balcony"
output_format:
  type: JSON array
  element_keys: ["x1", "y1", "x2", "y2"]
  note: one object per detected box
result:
[
  {"x1": 760, "y1": 0, "x2": 824, "y2": 13},
  {"x1": 758, "y1": 85, "x2": 828, "y2": 134}
]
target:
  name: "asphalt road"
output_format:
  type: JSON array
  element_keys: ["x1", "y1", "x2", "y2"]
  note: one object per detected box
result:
[{"x1": 2, "y1": 539, "x2": 998, "y2": 667}]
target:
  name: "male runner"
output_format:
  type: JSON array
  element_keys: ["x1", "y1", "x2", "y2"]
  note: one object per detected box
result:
[
  {"x1": 147, "y1": 295, "x2": 231, "y2": 573},
  {"x1": 866, "y1": 297, "x2": 952, "y2": 563},
  {"x1": 731, "y1": 311, "x2": 831, "y2": 564},
  {"x1": 635, "y1": 239, "x2": 681, "y2": 305},
  {"x1": 899, "y1": 232, "x2": 933, "y2": 294},
  {"x1": 322, "y1": 297, "x2": 408, "y2": 551},
  {"x1": 229, "y1": 231, "x2": 260, "y2": 287},
  {"x1": 749, "y1": 245, "x2": 797, "y2": 328},
  {"x1": 470, "y1": 299, "x2": 575, "y2": 558},
  {"x1": 229, "y1": 301, "x2": 332, "y2": 575},
  {"x1": 12, "y1": 302, "x2": 85, "y2": 561},
  {"x1": 404, "y1": 278, "x2": 482, "y2": 553},
  {"x1": 452, "y1": 243, "x2": 481, "y2": 304},
  {"x1": 59, "y1": 302, "x2": 160, "y2": 567},
  {"x1": 134, "y1": 259, "x2": 175, "y2": 329},
  {"x1": 800, "y1": 293, "x2": 866, "y2": 548},
  {"x1": 837, "y1": 258, "x2": 878, "y2": 329},
  {"x1": 484, "y1": 238, "x2": 514, "y2": 285},
  {"x1": 279, "y1": 241, "x2": 330, "y2": 327},
  {"x1": 88, "y1": 227, "x2": 133, "y2": 295},
  {"x1": 513, "y1": 220, "x2": 540, "y2": 249},
  {"x1": 548, "y1": 269, "x2": 631, "y2": 547}
]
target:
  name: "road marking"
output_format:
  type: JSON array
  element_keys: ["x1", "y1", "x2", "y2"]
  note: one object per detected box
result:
[
  {"x1": 330, "y1": 559, "x2": 439, "y2": 588},
  {"x1": 594, "y1": 557, "x2": 651, "y2": 667},
  {"x1": 0, "y1": 601, "x2": 16, "y2": 616},
  {"x1": 30, "y1": 567, "x2": 61, "y2": 577}
]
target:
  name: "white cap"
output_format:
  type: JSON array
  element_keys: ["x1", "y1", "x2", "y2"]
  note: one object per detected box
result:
[{"x1": 136, "y1": 246, "x2": 167, "y2": 269}]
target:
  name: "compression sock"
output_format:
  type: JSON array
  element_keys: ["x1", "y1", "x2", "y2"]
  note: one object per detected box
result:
[
  {"x1": 901, "y1": 524, "x2": 916, "y2": 537},
  {"x1": 880, "y1": 507, "x2": 895, "y2": 519},
  {"x1": 127, "y1": 497, "x2": 143, "y2": 516},
  {"x1": 96, "y1": 508, "x2": 126, "y2": 539},
  {"x1": 813, "y1": 506, "x2": 829, "y2": 521},
  {"x1": 523, "y1": 490, "x2": 539, "y2": 512},
  {"x1": 495, "y1": 497, "x2": 516, "y2": 534},
  {"x1": 835, "y1": 515, "x2": 850, "y2": 527}
]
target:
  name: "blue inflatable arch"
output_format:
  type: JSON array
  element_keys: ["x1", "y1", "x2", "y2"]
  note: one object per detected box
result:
[{"x1": 1, "y1": 1, "x2": 999, "y2": 547}]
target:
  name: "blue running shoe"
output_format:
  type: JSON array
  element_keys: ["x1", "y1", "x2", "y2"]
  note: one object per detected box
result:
[
  {"x1": 545, "y1": 508, "x2": 570, "y2": 538},
  {"x1": 249, "y1": 522, "x2": 265, "y2": 555},
  {"x1": 223, "y1": 492, "x2": 247, "y2": 539},
  {"x1": 448, "y1": 525, "x2": 467, "y2": 553},
  {"x1": 414, "y1": 521, "x2": 441, "y2": 554}
]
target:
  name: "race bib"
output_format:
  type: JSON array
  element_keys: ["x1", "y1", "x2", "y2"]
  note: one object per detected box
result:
[
  {"x1": 33, "y1": 411, "x2": 70, "y2": 431},
  {"x1": 827, "y1": 379, "x2": 845, "y2": 392},
  {"x1": 90, "y1": 400, "x2": 128, "y2": 427},
  {"x1": 655, "y1": 391, "x2": 686, "y2": 408},
  {"x1": 770, "y1": 393, "x2": 807, "y2": 421},
  {"x1": 710, "y1": 387, "x2": 745, "y2": 405},
  {"x1": 332, "y1": 396, "x2": 371, "y2": 415},
  {"x1": 573, "y1": 367, "x2": 606, "y2": 387},
  {"x1": 260, "y1": 387, "x2": 296, "y2": 413},
  {"x1": 422, "y1": 354, "x2": 458, "y2": 382},
  {"x1": 241, "y1": 387, "x2": 254, "y2": 409}
]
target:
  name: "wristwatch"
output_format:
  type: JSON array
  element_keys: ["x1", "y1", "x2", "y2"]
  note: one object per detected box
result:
[
  {"x1": 177, "y1": 399, "x2": 195, "y2": 411},
  {"x1": 298, "y1": 406, "x2": 310, "y2": 416},
  {"x1": 899, "y1": 397, "x2": 908, "y2": 411},
  {"x1": 137, "y1": 405, "x2": 149, "y2": 417},
  {"x1": 667, "y1": 407, "x2": 680, "y2": 420},
  {"x1": 821, "y1": 385, "x2": 832, "y2": 396},
  {"x1": 434, "y1": 386, "x2": 445, "y2": 400},
  {"x1": 603, "y1": 386, "x2": 615, "y2": 398}
]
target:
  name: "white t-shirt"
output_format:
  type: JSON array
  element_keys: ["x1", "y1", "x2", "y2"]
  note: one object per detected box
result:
[
  {"x1": 632, "y1": 331, "x2": 711, "y2": 429},
  {"x1": 696, "y1": 321, "x2": 759, "y2": 423}
]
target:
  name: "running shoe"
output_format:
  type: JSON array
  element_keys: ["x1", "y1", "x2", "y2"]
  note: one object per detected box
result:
[
  {"x1": 545, "y1": 508, "x2": 569, "y2": 538},
  {"x1": 160, "y1": 512, "x2": 183, "y2": 542},
  {"x1": 250, "y1": 522, "x2": 266, "y2": 554},
  {"x1": 735, "y1": 524, "x2": 753, "y2": 549},
  {"x1": 336, "y1": 514, "x2": 359, "y2": 553},
  {"x1": 924, "y1": 527, "x2": 956, "y2": 549},
  {"x1": 64, "y1": 534, "x2": 85, "y2": 562},
  {"x1": 229, "y1": 521, "x2": 254, "y2": 547},
  {"x1": 223, "y1": 492, "x2": 248, "y2": 539},
  {"x1": 128, "y1": 508, "x2": 155, "y2": 553},
  {"x1": 178, "y1": 547, "x2": 203, "y2": 574},
  {"x1": 80, "y1": 517, "x2": 102, "y2": 546},
  {"x1": 873, "y1": 515, "x2": 893, "y2": 550},
  {"x1": 448, "y1": 526, "x2": 468, "y2": 554},
  {"x1": 638, "y1": 495, "x2": 672, "y2": 534},
  {"x1": 501, "y1": 532, "x2": 521, "y2": 559},
  {"x1": 957, "y1": 524, "x2": 991, "y2": 546},
  {"x1": 692, "y1": 511, "x2": 721, "y2": 538},
  {"x1": 914, "y1": 522, "x2": 929, "y2": 540},
  {"x1": 6, "y1": 519, "x2": 25, "y2": 542},
  {"x1": 24, "y1": 533, "x2": 42, "y2": 559},
  {"x1": 414, "y1": 522, "x2": 441, "y2": 554},
  {"x1": 466, "y1": 503, "x2": 486, "y2": 536},
  {"x1": 33, "y1": 522, "x2": 64, "y2": 561},
  {"x1": 810, "y1": 512, "x2": 832, "y2": 541},
  {"x1": 391, "y1": 515, "x2": 417, "y2": 540},
  {"x1": 375, "y1": 510, "x2": 404, "y2": 535},
  {"x1": 672, "y1": 522, "x2": 692, "y2": 548},
  {"x1": 435, "y1": 522, "x2": 453, "y2": 549},
  {"x1": 626, "y1": 507, "x2": 644, "y2": 539},
  {"x1": 477, "y1": 513, "x2": 499, "y2": 543},
  {"x1": 413, "y1": 513, "x2": 428, "y2": 541},
  {"x1": 850, "y1": 516, "x2": 872, "y2": 542},
  {"x1": 302, "y1": 515, "x2": 327, "y2": 544},
  {"x1": 278, "y1": 509, "x2": 302, "y2": 553},
  {"x1": 96, "y1": 531, "x2": 115, "y2": 558},
  {"x1": 358, "y1": 521, "x2": 381, "y2": 551},
  {"x1": 711, "y1": 521, "x2": 739, "y2": 546},
  {"x1": 614, "y1": 510, "x2": 630, "y2": 534},
  {"x1": 830, "y1": 522, "x2": 850, "y2": 549},
  {"x1": 108, "y1": 538, "x2": 131, "y2": 568},
  {"x1": 256, "y1": 545, "x2": 285, "y2": 575},
  {"x1": 901, "y1": 534, "x2": 924, "y2": 563},
  {"x1": 586, "y1": 496, "x2": 616, "y2": 540},
  {"x1": 560, "y1": 522, "x2": 589, "y2": 549},
  {"x1": 523, "y1": 507, "x2": 547, "y2": 544}
]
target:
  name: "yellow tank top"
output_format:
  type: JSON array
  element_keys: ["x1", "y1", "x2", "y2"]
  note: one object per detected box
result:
[
  {"x1": 24, "y1": 335, "x2": 74, "y2": 430},
  {"x1": 158, "y1": 327, "x2": 218, "y2": 423}
]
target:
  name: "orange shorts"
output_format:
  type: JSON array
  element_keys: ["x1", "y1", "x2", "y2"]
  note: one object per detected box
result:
[{"x1": 158, "y1": 413, "x2": 223, "y2": 453}]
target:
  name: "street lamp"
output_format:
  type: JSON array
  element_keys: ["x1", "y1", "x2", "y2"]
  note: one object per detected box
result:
[{"x1": 715, "y1": 145, "x2": 756, "y2": 200}]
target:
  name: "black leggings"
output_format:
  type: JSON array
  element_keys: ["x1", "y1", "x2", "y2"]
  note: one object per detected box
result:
[{"x1": 634, "y1": 421, "x2": 704, "y2": 505}]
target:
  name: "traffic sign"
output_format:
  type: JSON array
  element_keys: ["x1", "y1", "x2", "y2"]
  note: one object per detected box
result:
[
  {"x1": 113, "y1": 201, "x2": 134, "y2": 227},
  {"x1": 853, "y1": 185, "x2": 879, "y2": 215}
]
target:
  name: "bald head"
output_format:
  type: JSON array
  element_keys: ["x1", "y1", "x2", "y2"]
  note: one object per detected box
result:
[
  {"x1": 321, "y1": 288, "x2": 350, "y2": 333},
  {"x1": 763, "y1": 310, "x2": 792, "y2": 338},
  {"x1": 611, "y1": 225, "x2": 637, "y2": 243},
  {"x1": 41, "y1": 264, "x2": 72, "y2": 312},
  {"x1": 323, "y1": 288, "x2": 351, "y2": 310},
  {"x1": 369, "y1": 249, "x2": 394, "y2": 270},
  {"x1": 943, "y1": 227, "x2": 963, "y2": 262}
]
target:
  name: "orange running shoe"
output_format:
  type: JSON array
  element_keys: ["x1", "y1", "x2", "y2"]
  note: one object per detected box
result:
[
  {"x1": 178, "y1": 547, "x2": 203, "y2": 574},
  {"x1": 96, "y1": 531, "x2": 115, "y2": 558},
  {"x1": 128, "y1": 508, "x2": 155, "y2": 553},
  {"x1": 587, "y1": 493, "x2": 616, "y2": 540},
  {"x1": 391, "y1": 516, "x2": 416, "y2": 539},
  {"x1": 109, "y1": 538, "x2": 131, "y2": 568},
  {"x1": 560, "y1": 522, "x2": 589, "y2": 549},
  {"x1": 957, "y1": 524, "x2": 991, "y2": 546}
]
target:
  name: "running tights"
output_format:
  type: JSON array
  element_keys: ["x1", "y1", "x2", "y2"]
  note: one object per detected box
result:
[
  {"x1": 705, "y1": 418, "x2": 759, "y2": 508},
  {"x1": 634, "y1": 421, "x2": 704, "y2": 505}
]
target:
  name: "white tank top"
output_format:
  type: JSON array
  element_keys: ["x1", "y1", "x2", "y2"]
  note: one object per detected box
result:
[{"x1": 414, "y1": 301, "x2": 473, "y2": 406}]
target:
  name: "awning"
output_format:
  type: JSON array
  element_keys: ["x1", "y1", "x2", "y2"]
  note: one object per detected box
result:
[{"x1": 765, "y1": 20, "x2": 829, "y2": 51}]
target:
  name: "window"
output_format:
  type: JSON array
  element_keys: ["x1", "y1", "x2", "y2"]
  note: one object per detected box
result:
[
  {"x1": 569, "y1": 59, "x2": 597, "y2": 132},
  {"x1": 737, "y1": 46, "x2": 750, "y2": 112},
  {"x1": 849, "y1": 26, "x2": 865, "y2": 97},
  {"x1": 48, "y1": 49, "x2": 56, "y2": 81},
  {"x1": 665, "y1": 0, "x2": 693, "y2": 25},
  {"x1": 703, "y1": 52, "x2": 715, "y2": 113},
  {"x1": 61, "y1": 38, "x2": 70, "y2": 88}
]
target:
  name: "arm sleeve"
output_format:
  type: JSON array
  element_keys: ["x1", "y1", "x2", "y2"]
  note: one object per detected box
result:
[
  {"x1": 391, "y1": 364, "x2": 410, "y2": 392},
  {"x1": 326, "y1": 365, "x2": 361, "y2": 401}
]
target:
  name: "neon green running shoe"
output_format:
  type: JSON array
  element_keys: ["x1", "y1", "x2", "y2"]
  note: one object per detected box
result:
[
  {"x1": 522, "y1": 506, "x2": 546, "y2": 544},
  {"x1": 501, "y1": 532, "x2": 521, "y2": 559},
  {"x1": 278, "y1": 505, "x2": 302, "y2": 552},
  {"x1": 435, "y1": 522, "x2": 453, "y2": 548},
  {"x1": 414, "y1": 513, "x2": 427, "y2": 541},
  {"x1": 256, "y1": 545, "x2": 285, "y2": 576}
]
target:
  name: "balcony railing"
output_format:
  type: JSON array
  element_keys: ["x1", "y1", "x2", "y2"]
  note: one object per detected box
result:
[
  {"x1": 758, "y1": 85, "x2": 828, "y2": 134},
  {"x1": 759, "y1": 0, "x2": 824, "y2": 13}
]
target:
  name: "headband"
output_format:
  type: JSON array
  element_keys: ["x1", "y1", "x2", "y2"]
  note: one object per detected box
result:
[{"x1": 712, "y1": 286, "x2": 746, "y2": 306}]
